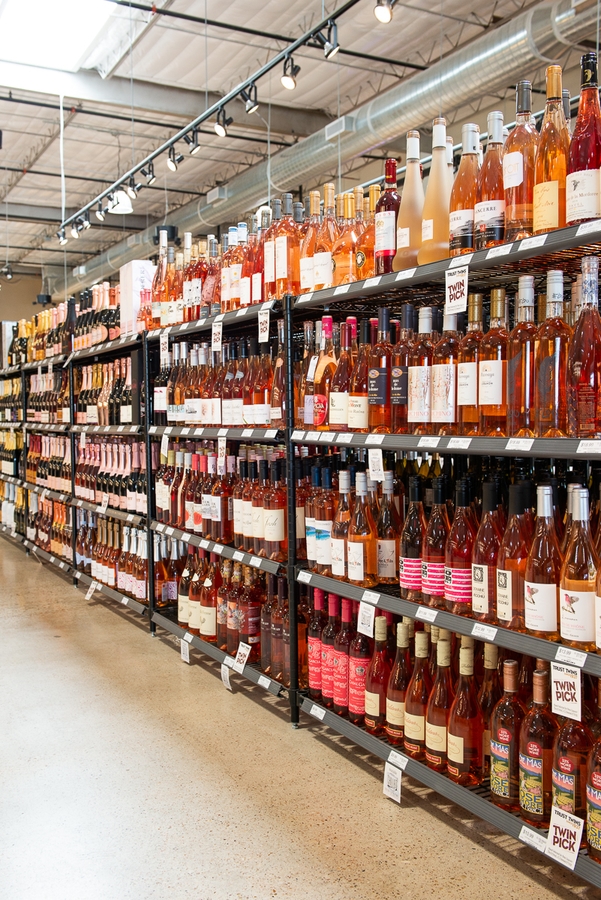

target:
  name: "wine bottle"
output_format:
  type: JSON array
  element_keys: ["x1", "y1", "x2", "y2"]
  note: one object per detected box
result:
[
  {"x1": 374, "y1": 159, "x2": 401, "y2": 275},
  {"x1": 418, "y1": 117, "x2": 449, "y2": 265},
  {"x1": 552, "y1": 712, "x2": 593, "y2": 822},
  {"x1": 478, "y1": 288, "x2": 508, "y2": 436},
  {"x1": 431, "y1": 312, "x2": 460, "y2": 435},
  {"x1": 447, "y1": 646, "x2": 484, "y2": 785},
  {"x1": 525, "y1": 484, "x2": 562, "y2": 641},
  {"x1": 421, "y1": 476, "x2": 449, "y2": 609},
  {"x1": 445, "y1": 479, "x2": 476, "y2": 616},
  {"x1": 403, "y1": 631, "x2": 432, "y2": 760},
  {"x1": 364, "y1": 616, "x2": 392, "y2": 736},
  {"x1": 478, "y1": 643, "x2": 502, "y2": 774},
  {"x1": 507, "y1": 275, "x2": 537, "y2": 437},
  {"x1": 449, "y1": 122, "x2": 480, "y2": 256},
  {"x1": 348, "y1": 607, "x2": 372, "y2": 727},
  {"x1": 307, "y1": 587, "x2": 326, "y2": 701},
  {"x1": 425, "y1": 636, "x2": 454, "y2": 771},
  {"x1": 332, "y1": 597, "x2": 354, "y2": 716},
  {"x1": 471, "y1": 482, "x2": 502, "y2": 623},
  {"x1": 475, "y1": 110, "x2": 505, "y2": 250},
  {"x1": 535, "y1": 269, "x2": 572, "y2": 437},
  {"x1": 407, "y1": 307, "x2": 433, "y2": 432},
  {"x1": 376, "y1": 471, "x2": 401, "y2": 584},
  {"x1": 568, "y1": 256, "x2": 601, "y2": 437},
  {"x1": 328, "y1": 322, "x2": 352, "y2": 431},
  {"x1": 400, "y1": 476, "x2": 426, "y2": 602},
  {"x1": 457, "y1": 293, "x2": 484, "y2": 435},
  {"x1": 519, "y1": 669, "x2": 559, "y2": 828},
  {"x1": 490, "y1": 659, "x2": 526, "y2": 811},
  {"x1": 560, "y1": 486, "x2": 599, "y2": 651},
  {"x1": 393, "y1": 131, "x2": 424, "y2": 270},
  {"x1": 586, "y1": 726, "x2": 601, "y2": 860},
  {"x1": 346, "y1": 471, "x2": 378, "y2": 588},
  {"x1": 534, "y1": 65, "x2": 570, "y2": 234},
  {"x1": 385, "y1": 622, "x2": 412, "y2": 746},
  {"x1": 566, "y1": 53, "x2": 601, "y2": 226},
  {"x1": 496, "y1": 483, "x2": 529, "y2": 631},
  {"x1": 320, "y1": 594, "x2": 339, "y2": 709},
  {"x1": 504, "y1": 81, "x2": 539, "y2": 241},
  {"x1": 368, "y1": 307, "x2": 393, "y2": 433}
]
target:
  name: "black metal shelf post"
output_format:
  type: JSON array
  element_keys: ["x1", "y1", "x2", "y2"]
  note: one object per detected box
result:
[
  {"x1": 143, "y1": 333, "x2": 156, "y2": 635},
  {"x1": 284, "y1": 294, "x2": 300, "y2": 726}
]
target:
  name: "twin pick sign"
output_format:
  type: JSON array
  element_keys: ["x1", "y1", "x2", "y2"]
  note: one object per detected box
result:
[{"x1": 445, "y1": 263, "x2": 469, "y2": 314}]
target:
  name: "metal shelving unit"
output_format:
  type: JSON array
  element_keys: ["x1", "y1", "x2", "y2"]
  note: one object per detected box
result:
[
  {"x1": 148, "y1": 425, "x2": 283, "y2": 442},
  {"x1": 71, "y1": 497, "x2": 145, "y2": 526},
  {"x1": 74, "y1": 570, "x2": 148, "y2": 616},
  {"x1": 71, "y1": 424, "x2": 142, "y2": 435},
  {"x1": 150, "y1": 520, "x2": 282, "y2": 574},
  {"x1": 25, "y1": 482, "x2": 71, "y2": 504},
  {"x1": 145, "y1": 299, "x2": 279, "y2": 342},
  {"x1": 22, "y1": 538, "x2": 72, "y2": 573}
]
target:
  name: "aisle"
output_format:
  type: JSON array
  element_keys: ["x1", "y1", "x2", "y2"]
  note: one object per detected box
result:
[{"x1": 0, "y1": 539, "x2": 597, "y2": 900}]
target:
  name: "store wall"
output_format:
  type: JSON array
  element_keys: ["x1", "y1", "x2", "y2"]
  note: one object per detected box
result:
[{"x1": 0, "y1": 274, "x2": 42, "y2": 322}]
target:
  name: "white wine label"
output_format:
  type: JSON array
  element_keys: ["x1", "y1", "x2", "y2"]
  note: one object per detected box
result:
[
  {"x1": 471, "y1": 563, "x2": 489, "y2": 614},
  {"x1": 364, "y1": 688, "x2": 380, "y2": 717},
  {"x1": 566, "y1": 168, "x2": 600, "y2": 223},
  {"x1": 457, "y1": 362, "x2": 477, "y2": 406},
  {"x1": 263, "y1": 240, "x2": 275, "y2": 283},
  {"x1": 496, "y1": 568, "x2": 513, "y2": 622},
  {"x1": 404, "y1": 711, "x2": 425, "y2": 741},
  {"x1": 560, "y1": 587, "x2": 595, "y2": 643},
  {"x1": 386, "y1": 698, "x2": 405, "y2": 726},
  {"x1": 524, "y1": 581, "x2": 558, "y2": 633},
  {"x1": 431, "y1": 363, "x2": 456, "y2": 422},
  {"x1": 396, "y1": 226, "x2": 410, "y2": 248},
  {"x1": 347, "y1": 394, "x2": 369, "y2": 429},
  {"x1": 479, "y1": 359, "x2": 504, "y2": 405},
  {"x1": 422, "y1": 219, "x2": 434, "y2": 242},
  {"x1": 275, "y1": 236, "x2": 288, "y2": 281},
  {"x1": 330, "y1": 538, "x2": 345, "y2": 577},
  {"x1": 425, "y1": 721, "x2": 447, "y2": 753},
  {"x1": 503, "y1": 150, "x2": 524, "y2": 189},
  {"x1": 377, "y1": 539, "x2": 396, "y2": 579},
  {"x1": 375, "y1": 210, "x2": 396, "y2": 253},
  {"x1": 533, "y1": 180, "x2": 559, "y2": 233},
  {"x1": 329, "y1": 391, "x2": 349, "y2": 426},
  {"x1": 300, "y1": 256, "x2": 314, "y2": 290},
  {"x1": 347, "y1": 541, "x2": 365, "y2": 583},
  {"x1": 447, "y1": 731, "x2": 464, "y2": 764},
  {"x1": 315, "y1": 519, "x2": 333, "y2": 565},
  {"x1": 313, "y1": 251, "x2": 333, "y2": 287},
  {"x1": 264, "y1": 509, "x2": 285, "y2": 542},
  {"x1": 407, "y1": 365, "x2": 431, "y2": 422}
]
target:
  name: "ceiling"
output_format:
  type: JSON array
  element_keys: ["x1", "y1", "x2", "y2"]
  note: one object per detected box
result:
[{"x1": 0, "y1": 0, "x2": 561, "y2": 287}]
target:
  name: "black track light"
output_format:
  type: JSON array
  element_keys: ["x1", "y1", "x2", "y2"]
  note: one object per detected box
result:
[
  {"x1": 141, "y1": 162, "x2": 156, "y2": 185},
  {"x1": 281, "y1": 56, "x2": 300, "y2": 91},
  {"x1": 2, "y1": 265, "x2": 13, "y2": 280},
  {"x1": 126, "y1": 176, "x2": 138, "y2": 200},
  {"x1": 95, "y1": 201, "x2": 105, "y2": 222},
  {"x1": 167, "y1": 146, "x2": 184, "y2": 171},
  {"x1": 183, "y1": 129, "x2": 201, "y2": 155},
  {"x1": 57, "y1": 228, "x2": 67, "y2": 246},
  {"x1": 240, "y1": 84, "x2": 259, "y2": 114},
  {"x1": 82, "y1": 212, "x2": 91, "y2": 229},
  {"x1": 314, "y1": 21, "x2": 339, "y2": 59},
  {"x1": 214, "y1": 107, "x2": 233, "y2": 138}
]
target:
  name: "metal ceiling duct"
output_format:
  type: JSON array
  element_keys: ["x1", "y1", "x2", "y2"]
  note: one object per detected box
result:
[{"x1": 53, "y1": 0, "x2": 597, "y2": 297}]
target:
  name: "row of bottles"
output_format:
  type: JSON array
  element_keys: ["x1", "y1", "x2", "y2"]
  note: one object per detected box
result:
[
  {"x1": 26, "y1": 434, "x2": 72, "y2": 493},
  {"x1": 26, "y1": 369, "x2": 70, "y2": 424},
  {"x1": 0, "y1": 429, "x2": 22, "y2": 476},
  {"x1": 0, "y1": 481, "x2": 24, "y2": 534},
  {"x1": 27, "y1": 493, "x2": 72, "y2": 558},
  {"x1": 8, "y1": 299, "x2": 77, "y2": 366},
  {"x1": 0, "y1": 378, "x2": 22, "y2": 422},
  {"x1": 72, "y1": 283, "x2": 121, "y2": 351},
  {"x1": 74, "y1": 358, "x2": 136, "y2": 426},
  {"x1": 74, "y1": 510, "x2": 148, "y2": 601},
  {"x1": 74, "y1": 437, "x2": 148, "y2": 516}
]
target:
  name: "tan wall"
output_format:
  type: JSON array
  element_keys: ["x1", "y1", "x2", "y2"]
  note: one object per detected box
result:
[{"x1": 0, "y1": 274, "x2": 42, "y2": 322}]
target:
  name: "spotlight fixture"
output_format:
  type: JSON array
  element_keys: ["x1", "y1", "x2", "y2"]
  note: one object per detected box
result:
[
  {"x1": 281, "y1": 56, "x2": 300, "y2": 91},
  {"x1": 2, "y1": 265, "x2": 13, "y2": 280},
  {"x1": 314, "y1": 21, "x2": 339, "y2": 59},
  {"x1": 240, "y1": 84, "x2": 259, "y2": 115},
  {"x1": 95, "y1": 201, "x2": 105, "y2": 222},
  {"x1": 57, "y1": 228, "x2": 67, "y2": 246},
  {"x1": 126, "y1": 176, "x2": 138, "y2": 200},
  {"x1": 82, "y1": 212, "x2": 91, "y2": 229},
  {"x1": 108, "y1": 190, "x2": 133, "y2": 215},
  {"x1": 214, "y1": 107, "x2": 233, "y2": 138},
  {"x1": 71, "y1": 222, "x2": 80, "y2": 239},
  {"x1": 183, "y1": 130, "x2": 201, "y2": 156},
  {"x1": 374, "y1": 0, "x2": 394, "y2": 22},
  {"x1": 141, "y1": 162, "x2": 156, "y2": 185},
  {"x1": 167, "y1": 145, "x2": 184, "y2": 171}
]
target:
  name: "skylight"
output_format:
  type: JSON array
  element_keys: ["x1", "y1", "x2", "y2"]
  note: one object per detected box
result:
[{"x1": 0, "y1": 0, "x2": 114, "y2": 72}]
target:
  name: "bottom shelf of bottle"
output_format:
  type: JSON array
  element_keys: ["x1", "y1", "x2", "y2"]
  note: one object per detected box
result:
[
  {"x1": 152, "y1": 610, "x2": 284, "y2": 697},
  {"x1": 299, "y1": 696, "x2": 601, "y2": 888},
  {"x1": 74, "y1": 570, "x2": 148, "y2": 616},
  {"x1": 0, "y1": 523, "x2": 24, "y2": 543},
  {"x1": 22, "y1": 538, "x2": 72, "y2": 572}
]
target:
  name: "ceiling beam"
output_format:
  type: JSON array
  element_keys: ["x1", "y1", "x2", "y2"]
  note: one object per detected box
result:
[
  {"x1": 3, "y1": 202, "x2": 151, "y2": 231},
  {"x1": 0, "y1": 61, "x2": 332, "y2": 137}
]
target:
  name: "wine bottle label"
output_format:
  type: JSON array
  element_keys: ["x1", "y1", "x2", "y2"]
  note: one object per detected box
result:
[
  {"x1": 199, "y1": 605, "x2": 217, "y2": 637},
  {"x1": 219, "y1": 399, "x2": 231, "y2": 427},
  {"x1": 390, "y1": 366, "x2": 408, "y2": 406},
  {"x1": 347, "y1": 394, "x2": 368, "y2": 429},
  {"x1": 347, "y1": 541, "x2": 366, "y2": 582},
  {"x1": 242, "y1": 401, "x2": 256, "y2": 426},
  {"x1": 471, "y1": 564, "x2": 490, "y2": 614},
  {"x1": 560, "y1": 587, "x2": 595, "y2": 643},
  {"x1": 193, "y1": 501, "x2": 203, "y2": 532},
  {"x1": 386, "y1": 697, "x2": 405, "y2": 728},
  {"x1": 587, "y1": 782, "x2": 601, "y2": 851},
  {"x1": 490, "y1": 739, "x2": 511, "y2": 798},
  {"x1": 229, "y1": 263, "x2": 242, "y2": 299},
  {"x1": 184, "y1": 500, "x2": 194, "y2": 532},
  {"x1": 192, "y1": 277, "x2": 202, "y2": 304},
  {"x1": 253, "y1": 402, "x2": 271, "y2": 427},
  {"x1": 503, "y1": 150, "x2": 524, "y2": 189},
  {"x1": 202, "y1": 492, "x2": 214, "y2": 523},
  {"x1": 295, "y1": 505, "x2": 306, "y2": 540},
  {"x1": 519, "y1": 752, "x2": 544, "y2": 815},
  {"x1": 422, "y1": 219, "x2": 433, "y2": 242},
  {"x1": 188, "y1": 599, "x2": 201, "y2": 630},
  {"x1": 421, "y1": 559, "x2": 445, "y2": 595},
  {"x1": 120, "y1": 405, "x2": 132, "y2": 424},
  {"x1": 239, "y1": 276, "x2": 251, "y2": 307},
  {"x1": 364, "y1": 689, "x2": 381, "y2": 718},
  {"x1": 263, "y1": 241, "x2": 275, "y2": 283},
  {"x1": 474, "y1": 199, "x2": 505, "y2": 245},
  {"x1": 431, "y1": 363, "x2": 456, "y2": 423},
  {"x1": 552, "y1": 761, "x2": 577, "y2": 814},
  {"x1": 62, "y1": 406, "x2": 71, "y2": 423},
  {"x1": 444, "y1": 566, "x2": 472, "y2": 604},
  {"x1": 303, "y1": 394, "x2": 315, "y2": 426},
  {"x1": 313, "y1": 251, "x2": 333, "y2": 288},
  {"x1": 566, "y1": 169, "x2": 600, "y2": 223},
  {"x1": 321, "y1": 644, "x2": 336, "y2": 699},
  {"x1": 533, "y1": 180, "x2": 559, "y2": 233},
  {"x1": 308, "y1": 637, "x2": 322, "y2": 690},
  {"x1": 479, "y1": 359, "x2": 505, "y2": 405},
  {"x1": 211, "y1": 397, "x2": 222, "y2": 426},
  {"x1": 449, "y1": 208, "x2": 474, "y2": 253},
  {"x1": 404, "y1": 711, "x2": 425, "y2": 741},
  {"x1": 226, "y1": 600, "x2": 237, "y2": 632},
  {"x1": 251, "y1": 505, "x2": 264, "y2": 539},
  {"x1": 524, "y1": 581, "x2": 558, "y2": 632},
  {"x1": 396, "y1": 226, "x2": 410, "y2": 249},
  {"x1": 211, "y1": 495, "x2": 222, "y2": 522},
  {"x1": 407, "y1": 366, "x2": 431, "y2": 422},
  {"x1": 134, "y1": 578, "x2": 146, "y2": 601},
  {"x1": 374, "y1": 210, "x2": 396, "y2": 255},
  {"x1": 305, "y1": 515, "x2": 316, "y2": 560},
  {"x1": 264, "y1": 509, "x2": 285, "y2": 543},
  {"x1": 300, "y1": 256, "x2": 314, "y2": 291},
  {"x1": 217, "y1": 597, "x2": 227, "y2": 626},
  {"x1": 330, "y1": 537, "x2": 345, "y2": 577},
  {"x1": 329, "y1": 391, "x2": 349, "y2": 426},
  {"x1": 275, "y1": 236, "x2": 288, "y2": 281},
  {"x1": 233, "y1": 498, "x2": 243, "y2": 535},
  {"x1": 161, "y1": 580, "x2": 177, "y2": 602},
  {"x1": 86, "y1": 405, "x2": 98, "y2": 424},
  {"x1": 313, "y1": 394, "x2": 329, "y2": 427},
  {"x1": 177, "y1": 592, "x2": 189, "y2": 624},
  {"x1": 230, "y1": 398, "x2": 244, "y2": 426},
  {"x1": 251, "y1": 271, "x2": 262, "y2": 303},
  {"x1": 368, "y1": 367, "x2": 388, "y2": 406},
  {"x1": 496, "y1": 569, "x2": 513, "y2": 621},
  {"x1": 399, "y1": 556, "x2": 422, "y2": 590},
  {"x1": 332, "y1": 649, "x2": 349, "y2": 707},
  {"x1": 425, "y1": 721, "x2": 447, "y2": 755},
  {"x1": 221, "y1": 267, "x2": 230, "y2": 305},
  {"x1": 315, "y1": 519, "x2": 333, "y2": 564},
  {"x1": 447, "y1": 732, "x2": 464, "y2": 765},
  {"x1": 376, "y1": 539, "x2": 396, "y2": 579},
  {"x1": 107, "y1": 568, "x2": 116, "y2": 588}
]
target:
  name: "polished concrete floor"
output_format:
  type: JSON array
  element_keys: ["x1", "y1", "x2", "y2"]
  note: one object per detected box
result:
[{"x1": 1, "y1": 537, "x2": 599, "y2": 900}]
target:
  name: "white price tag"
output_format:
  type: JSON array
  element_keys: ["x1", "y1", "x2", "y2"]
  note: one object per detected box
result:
[
  {"x1": 395, "y1": 268, "x2": 416, "y2": 280},
  {"x1": 220, "y1": 663, "x2": 233, "y2": 690},
  {"x1": 298, "y1": 570, "x2": 312, "y2": 584},
  {"x1": 368, "y1": 449, "x2": 385, "y2": 482},
  {"x1": 545, "y1": 807, "x2": 584, "y2": 870},
  {"x1": 98, "y1": 493, "x2": 109, "y2": 514},
  {"x1": 471, "y1": 622, "x2": 497, "y2": 641},
  {"x1": 291, "y1": 430, "x2": 305, "y2": 441},
  {"x1": 181, "y1": 427, "x2": 191, "y2": 435},
  {"x1": 223, "y1": 655, "x2": 235, "y2": 668},
  {"x1": 180, "y1": 638, "x2": 190, "y2": 663},
  {"x1": 365, "y1": 434, "x2": 385, "y2": 445},
  {"x1": 418, "y1": 436, "x2": 441, "y2": 448},
  {"x1": 236, "y1": 308, "x2": 246, "y2": 317},
  {"x1": 383, "y1": 762, "x2": 402, "y2": 803},
  {"x1": 217, "y1": 436, "x2": 227, "y2": 472},
  {"x1": 388, "y1": 749, "x2": 409, "y2": 771},
  {"x1": 337, "y1": 433, "x2": 353, "y2": 444},
  {"x1": 445, "y1": 264, "x2": 469, "y2": 314},
  {"x1": 233, "y1": 640, "x2": 252, "y2": 673},
  {"x1": 258, "y1": 675, "x2": 271, "y2": 690},
  {"x1": 551, "y1": 661, "x2": 581, "y2": 722},
  {"x1": 264, "y1": 429, "x2": 278, "y2": 439},
  {"x1": 215, "y1": 314, "x2": 225, "y2": 322},
  {"x1": 319, "y1": 432, "x2": 336, "y2": 442},
  {"x1": 233, "y1": 550, "x2": 244, "y2": 561},
  {"x1": 309, "y1": 703, "x2": 326, "y2": 720},
  {"x1": 577, "y1": 218, "x2": 601, "y2": 236},
  {"x1": 305, "y1": 431, "x2": 320, "y2": 442},
  {"x1": 555, "y1": 646, "x2": 587, "y2": 668},
  {"x1": 200, "y1": 539, "x2": 209, "y2": 549},
  {"x1": 447, "y1": 437, "x2": 472, "y2": 449},
  {"x1": 362, "y1": 590, "x2": 380, "y2": 606},
  {"x1": 486, "y1": 243, "x2": 513, "y2": 258},
  {"x1": 85, "y1": 580, "x2": 97, "y2": 600},
  {"x1": 519, "y1": 825, "x2": 547, "y2": 853},
  {"x1": 165, "y1": 527, "x2": 174, "y2": 537},
  {"x1": 213, "y1": 544, "x2": 223, "y2": 555},
  {"x1": 258, "y1": 307, "x2": 270, "y2": 343},
  {"x1": 181, "y1": 532, "x2": 190, "y2": 542},
  {"x1": 449, "y1": 253, "x2": 473, "y2": 268},
  {"x1": 160, "y1": 434, "x2": 169, "y2": 457},
  {"x1": 333, "y1": 284, "x2": 350, "y2": 295},
  {"x1": 212, "y1": 321, "x2": 223, "y2": 352},
  {"x1": 241, "y1": 429, "x2": 253, "y2": 438},
  {"x1": 505, "y1": 437, "x2": 534, "y2": 451},
  {"x1": 519, "y1": 234, "x2": 547, "y2": 252},
  {"x1": 184, "y1": 632, "x2": 193, "y2": 643},
  {"x1": 415, "y1": 606, "x2": 438, "y2": 622},
  {"x1": 357, "y1": 601, "x2": 376, "y2": 638},
  {"x1": 363, "y1": 276, "x2": 382, "y2": 288},
  {"x1": 80, "y1": 432, "x2": 86, "y2": 449},
  {"x1": 120, "y1": 595, "x2": 128, "y2": 605},
  {"x1": 577, "y1": 440, "x2": 601, "y2": 454}
]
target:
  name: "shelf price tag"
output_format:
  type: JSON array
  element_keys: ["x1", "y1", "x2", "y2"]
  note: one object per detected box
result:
[
  {"x1": 505, "y1": 437, "x2": 534, "y2": 451},
  {"x1": 388, "y1": 749, "x2": 409, "y2": 771},
  {"x1": 333, "y1": 284, "x2": 350, "y2": 295},
  {"x1": 250, "y1": 556, "x2": 262, "y2": 568},
  {"x1": 357, "y1": 601, "x2": 375, "y2": 638},
  {"x1": 362, "y1": 590, "x2": 380, "y2": 606},
  {"x1": 180, "y1": 638, "x2": 190, "y2": 663},
  {"x1": 415, "y1": 606, "x2": 438, "y2": 623},
  {"x1": 363, "y1": 276, "x2": 381, "y2": 288},
  {"x1": 447, "y1": 437, "x2": 472, "y2": 450},
  {"x1": 220, "y1": 663, "x2": 233, "y2": 691},
  {"x1": 471, "y1": 622, "x2": 497, "y2": 641},
  {"x1": 418, "y1": 436, "x2": 440, "y2": 449},
  {"x1": 555, "y1": 646, "x2": 587, "y2": 668},
  {"x1": 365, "y1": 434, "x2": 384, "y2": 445},
  {"x1": 395, "y1": 268, "x2": 416, "y2": 280},
  {"x1": 577, "y1": 218, "x2": 601, "y2": 236},
  {"x1": 258, "y1": 307, "x2": 270, "y2": 343},
  {"x1": 159, "y1": 331, "x2": 169, "y2": 365},
  {"x1": 233, "y1": 641, "x2": 252, "y2": 673},
  {"x1": 336, "y1": 433, "x2": 353, "y2": 444},
  {"x1": 258, "y1": 674, "x2": 271, "y2": 690},
  {"x1": 160, "y1": 434, "x2": 169, "y2": 457},
  {"x1": 519, "y1": 825, "x2": 547, "y2": 853},
  {"x1": 298, "y1": 570, "x2": 312, "y2": 584},
  {"x1": 84, "y1": 580, "x2": 98, "y2": 600},
  {"x1": 577, "y1": 440, "x2": 601, "y2": 454},
  {"x1": 544, "y1": 807, "x2": 584, "y2": 870},
  {"x1": 445, "y1": 263, "x2": 469, "y2": 314},
  {"x1": 367, "y1": 449, "x2": 385, "y2": 482},
  {"x1": 233, "y1": 550, "x2": 245, "y2": 561},
  {"x1": 519, "y1": 234, "x2": 547, "y2": 252},
  {"x1": 98, "y1": 493, "x2": 109, "y2": 514},
  {"x1": 309, "y1": 703, "x2": 326, "y2": 720},
  {"x1": 550, "y1": 661, "x2": 581, "y2": 722},
  {"x1": 291, "y1": 430, "x2": 305, "y2": 441},
  {"x1": 383, "y1": 762, "x2": 402, "y2": 803},
  {"x1": 319, "y1": 432, "x2": 336, "y2": 442},
  {"x1": 486, "y1": 242, "x2": 513, "y2": 258},
  {"x1": 211, "y1": 320, "x2": 223, "y2": 353}
]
